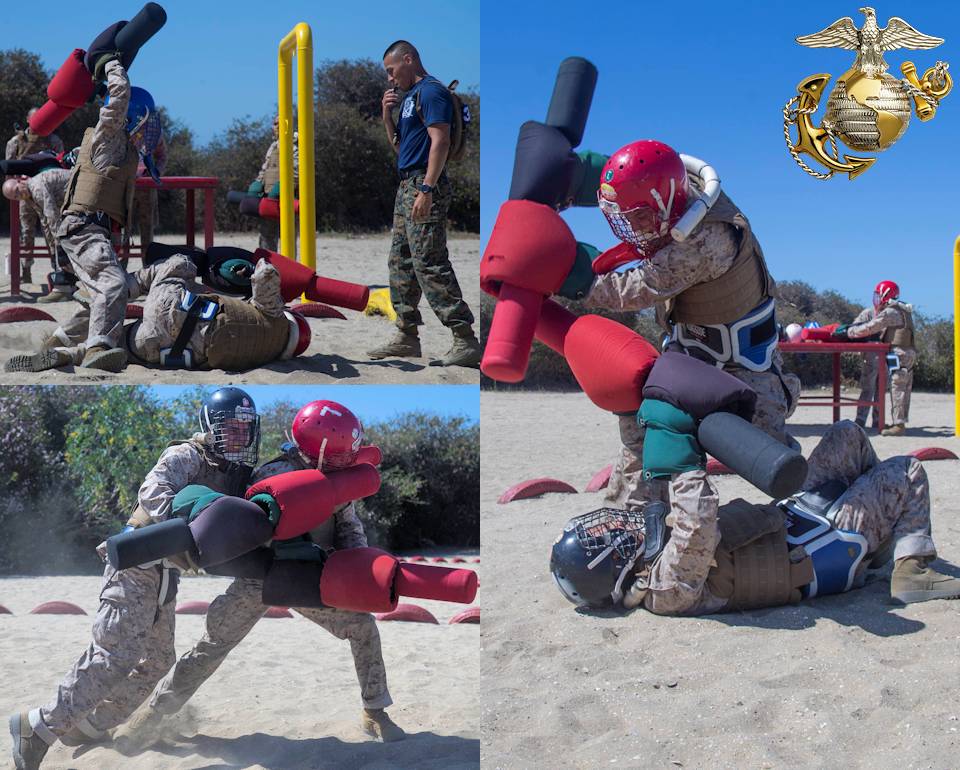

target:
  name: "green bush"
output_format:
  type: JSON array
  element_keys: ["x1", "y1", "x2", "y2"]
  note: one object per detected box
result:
[{"x1": 357, "y1": 413, "x2": 479, "y2": 551}]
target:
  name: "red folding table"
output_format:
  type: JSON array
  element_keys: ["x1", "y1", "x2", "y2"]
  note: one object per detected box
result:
[
  {"x1": 6, "y1": 176, "x2": 218, "y2": 296},
  {"x1": 779, "y1": 341, "x2": 890, "y2": 431}
]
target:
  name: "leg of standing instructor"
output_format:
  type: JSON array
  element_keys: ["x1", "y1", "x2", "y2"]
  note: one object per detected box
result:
[{"x1": 368, "y1": 39, "x2": 480, "y2": 368}]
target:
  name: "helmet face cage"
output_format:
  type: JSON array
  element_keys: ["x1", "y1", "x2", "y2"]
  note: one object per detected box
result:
[
  {"x1": 199, "y1": 393, "x2": 260, "y2": 468},
  {"x1": 551, "y1": 507, "x2": 647, "y2": 608},
  {"x1": 572, "y1": 507, "x2": 646, "y2": 564},
  {"x1": 598, "y1": 177, "x2": 677, "y2": 251},
  {"x1": 873, "y1": 282, "x2": 899, "y2": 310}
]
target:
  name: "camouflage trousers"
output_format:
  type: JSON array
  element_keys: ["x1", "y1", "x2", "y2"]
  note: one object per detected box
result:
[
  {"x1": 858, "y1": 348, "x2": 916, "y2": 427},
  {"x1": 150, "y1": 577, "x2": 392, "y2": 713},
  {"x1": 37, "y1": 563, "x2": 177, "y2": 738},
  {"x1": 18, "y1": 201, "x2": 38, "y2": 270},
  {"x1": 56, "y1": 214, "x2": 129, "y2": 350},
  {"x1": 605, "y1": 357, "x2": 801, "y2": 511},
  {"x1": 643, "y1": 421, "x2": 935, "y2": 616},
  {"x1": 388, "y1": 172, "x2": 474, "y2": 333}
]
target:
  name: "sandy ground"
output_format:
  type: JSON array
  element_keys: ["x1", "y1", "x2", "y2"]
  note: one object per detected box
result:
[
  {"x1": 480, "y1": 389, "x2": 960, "y2": 769},
  {"x1": 0, "y1": 232, "x2": 480, "y2": 385},
  {"x1": 0, "y1": 551, "x2": 480, "y2": 769}
]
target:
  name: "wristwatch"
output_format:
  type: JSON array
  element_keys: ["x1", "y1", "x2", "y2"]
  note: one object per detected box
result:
[{"x1": 418, "y1": 183, "x2": 435, "y2": 194}]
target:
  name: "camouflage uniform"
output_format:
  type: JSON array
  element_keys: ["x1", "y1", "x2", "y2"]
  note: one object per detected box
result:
[
  {"x1": 850, "y1": 304, "x2": 917, "y2": 427},
  {"x1": 30, "y1": 436, "x2": 250, "y2": 742},
  {"x1": 5, "y1": 129, "x2": 64, "y2": 274},
  {"x1": 148, "y1": 446, "x2": 392, "y2": 714},
  {"x1": 389, "y1": 171, "x2": 474, "y2": 334},
  {"x1": 586, "y1": 221, "x2": 800, "y2": 511},
  {"x1": 56, "y1": 60, "x2": 137, "y2": 352},
  {"x1": 255, "y1": 133, "x2": 297, "y2": 252},
  {"x1": 21, "y1": 168, "x2": 72, "y2": 266},
  {"x1": 47, "y1": 256, "x2": 287, "y2": 368},
  {"x1": 642, "y1": 421, "x2": 936, "y2": 616}
]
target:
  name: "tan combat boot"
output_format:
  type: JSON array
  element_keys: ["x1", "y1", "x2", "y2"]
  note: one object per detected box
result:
[
  {"x1": 890, "y1": 556, "x2": 960, "y2": 604},
  {"x1": 367, "y1": 330, "x2": 421, "y2": 360},
  {"x1": 37, "y1": 289, "x2": 74, "y2": 304},
  {"x1": 432, "y1": 328, "x2": 481, "y2": 368},
  {"x1": 361, "y1": 708, "x2": 406, "y2": 743},
  {"x1": 881, "y1": 424, "x2": 906, "y2": 436},
  {"x1": 9, "y1": 712, "x2": 50, "y2": 770},
  {"x1": 80, "y1": 346, "x2": 127, "y2": 372},
  {"x1": 4, "y1": 349, "x2": 72, "y2": 373},
  {"x1": 112, "y1": 704, "x2": 165, "y2": 755}
]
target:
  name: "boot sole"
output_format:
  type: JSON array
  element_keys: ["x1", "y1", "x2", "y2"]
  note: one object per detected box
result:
[
  {"x1": 9, "y1": 713, "x2": 27, "y2": 770},
  {"x1": 367, "y1": 350, "x2": 421, "y2": 360},
  {"x1": 4, "y1": 350, "x2": 68, "y2": 373},
  {"x1": 890, "y1": 588, "x2": 960, "y2": 604},
  {"x1": 81, "y1": 348, "x2": 127, "y2": 373}
]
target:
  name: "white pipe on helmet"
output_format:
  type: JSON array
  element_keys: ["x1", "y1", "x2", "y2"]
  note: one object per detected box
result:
[{"x1": 671, "y1": 154, "x2": 720, "y2": 243}]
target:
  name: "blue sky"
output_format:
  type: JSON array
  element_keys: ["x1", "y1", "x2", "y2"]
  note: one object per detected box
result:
[
  {"x1": 149, "y1": 385, "x2": 479, "y2": 424},
  {"x1": 9, "y1": 0, "x2": 479, "y2": 145},
  {"x1": 481, "y1": 0, "x2": 959, "y2": 317}
]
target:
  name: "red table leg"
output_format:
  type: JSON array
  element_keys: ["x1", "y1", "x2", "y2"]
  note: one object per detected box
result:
[
  {"x1": 203, "y1": 189, "x2": 214, "y2": 249},
  {"x1": 876, "y1": 351, "x2": 886, "y2": 432},
  {"x1": 832, "y1": 351, "x2": 841, "y2": 422},
  {"x1": 10, "y1": 197, "x2": 20, "y2": 296},
  {"x1": 185, "y1": 190, "x2": 195, "y2": 247}
]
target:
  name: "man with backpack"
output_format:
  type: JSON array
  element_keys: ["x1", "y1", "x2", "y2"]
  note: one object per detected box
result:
[{"x1": 368, "y1": 39, "x2": 481, "y2": 368}]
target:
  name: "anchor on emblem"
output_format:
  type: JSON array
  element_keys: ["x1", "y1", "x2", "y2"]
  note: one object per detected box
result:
[{"x1": 784, "y1": 7, "x2": 952, "y2": 180}]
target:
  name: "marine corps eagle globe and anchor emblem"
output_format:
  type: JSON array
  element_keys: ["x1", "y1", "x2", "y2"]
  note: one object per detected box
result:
[{"x1": 784, "y1": 7, "x2": 952, "y2": 179}]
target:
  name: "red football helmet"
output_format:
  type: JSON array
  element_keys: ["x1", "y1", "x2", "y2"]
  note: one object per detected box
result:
[
  {"x1": 291, "y1": 400, "x2": 363, "y2": 471},
  {"x1": 597, "y1": 140, "x2": 690, "y2": 251},
  {"x1": 873, "y1": 280, "x2": 899, "y2": 310}
]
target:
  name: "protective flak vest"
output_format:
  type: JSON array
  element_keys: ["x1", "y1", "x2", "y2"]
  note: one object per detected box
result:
[
  {"x1": 63, "y1": 127, "x2": 138, "y2": 225},
  {"x1": 669, "y1": 190, "x2": 773, "y2": 326}
]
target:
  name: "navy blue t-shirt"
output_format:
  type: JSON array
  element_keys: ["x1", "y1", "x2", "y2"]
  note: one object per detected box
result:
[{"x1": 396, "y1": 75, "x2": 453, "y2": 172}]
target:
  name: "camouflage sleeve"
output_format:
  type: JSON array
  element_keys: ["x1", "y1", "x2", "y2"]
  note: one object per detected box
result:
[
  {"x1": 130, "y1": 254, "x2": 197, "y2": 297},
  {"x1": 584, "y1": 222, "x2": 739, "y2": 312},
  {"x1": 137, "y1": 443, "x2": 205, "y2": 522},
  {"x1": 249, "y1": 259, "x2": 286, "y2": 318},
  {"x1": 333, "y1": 501, "x2": 368, "y2": 549},
  {"x1": 853, "y1": 307, "x2": 873, "y2": 325},
  {"x1": 256, "y1": 142, "x2": 275, "y2": 183},
  {"x1": 91, "y1": 60, "x2": 131, "y2": 159},
  {"x1": 4, "y1": 134, "x2": 19, "y2": 160},
  {"x1": 847, "y1": 306, "x2": 903, "y2": 339},
  {"x1": 34, "y1": 173, "x2": 67, "y2": 250},
  {"x1": 643, "y1": 470, "x2": 723, "y2": 616}
]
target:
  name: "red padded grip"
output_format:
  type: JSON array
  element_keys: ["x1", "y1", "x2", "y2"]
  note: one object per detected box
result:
[
  {"x1": 246, "y1": 464, "x2": 381, "y2": 540},
  {"x1": 534, "y1": 298, "x2": 577, "y2": 355},
  {"x1": 355, "y1": 445, "x2": 382, "y2": 467},
  {"x1": 480, "y1": 283, "x2": 543, "y2": 382},
  {"x1": 47, "y1": 49, "x2": 95, "y2": 107},
  {"x1": 29, "y1": 101, "x2": 75, "y2": 137},
  {"x1": 564, "y1": 315, "x2": 659, "y2": 412},
  {"x1": 479, "y1": 200, "x2": 577, "y2": 296},
  {"x1": 306, "y1": 276, "x2": 370, "y2": 312},
  {"x1": 396, "y1": 563, "x2": 478, "y2": 604},
  {"x1": 258, "y1": 197, "x2": 300, "y2": 220},
  {"x1": 320, "y1": 547, "x2": 399, "y2": 613}
]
